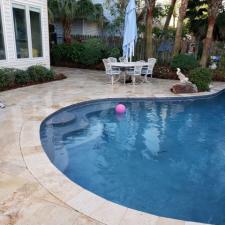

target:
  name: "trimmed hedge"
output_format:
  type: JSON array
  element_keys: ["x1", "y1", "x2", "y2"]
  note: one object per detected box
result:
[
  {"x1": 171, "y1": 54, "x2": 199, "y2": 72},
  {"x1": 27, "y1": 65, "x2": 54, "y2": 82},
  {"x1": 0, "y1": 65, "x2": 55, "y2": 91},
  {"x1": 14, "y1": 69, "x2": 30, "y2": 85},
  {"x1": 0, "y1": 68, "x2": 15, "y2": 90},
  {"x1": 189, "y1": 68, "x2": 212, "y2": 92}
]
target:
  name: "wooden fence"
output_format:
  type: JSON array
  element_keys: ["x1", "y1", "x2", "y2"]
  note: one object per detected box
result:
[
  {"x1": 56, "y1": 35, "x2": 225, "y2": 65},
  {"x1": 56, "y1": 34, "x2": 224, "y2": 65},
  {"x1": 71, "y1": 34, "x2": 174, "y2": 64},
  {"x1": 72, "y1": 34, "x2": 123, "y2": 48}
]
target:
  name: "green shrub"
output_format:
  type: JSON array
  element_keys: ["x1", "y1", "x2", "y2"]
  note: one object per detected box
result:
[
  {"x1": 189, "y1": 68, "x2": 212, "y2": 92},
  {"x1": 0, "y1": 66, "x2": 56, "y2": 91},
  {"x1": 67, "y1": 42, "x2": 84, "y2": 62},
  {"x1": 27, "y1": 65, "x2": 54, "y2": 82},
  {"x1": 171, "y1": 54, "x2": 199, "y2": 71},
  {"x1": 51, "y1": 42, "x2": 84, "y2": 64},
  {"x1": 107, "y1": 47, "x2": 121, "y2": 59},
  {"x1": 14, "y1": 69, "x2": 30, "y2": 85},
  {"x1": 0, "y1": 68, "x2": 15, "y2": 90},
  {"x1": 51, "y1": 44, "x2": 70, "y2": 64},
  {"x1": 79, "y1": 38, "x2": 107, "y2": 65}
]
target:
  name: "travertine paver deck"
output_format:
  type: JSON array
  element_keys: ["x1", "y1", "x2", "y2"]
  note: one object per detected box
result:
[{"x1": 0, "y1": 67, "x2": 224, "y2": 225}]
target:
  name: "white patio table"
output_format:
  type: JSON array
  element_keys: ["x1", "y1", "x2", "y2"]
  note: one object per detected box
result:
[{"x1": 110, "y1": 61, "x2": 149, "y2": 84}]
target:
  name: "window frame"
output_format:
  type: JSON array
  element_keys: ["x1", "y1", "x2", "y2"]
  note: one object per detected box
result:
[
  {"x1": 0, "y1": 1, "x2": 7, "y2": 61},
  {"x1": 29, "y1": 7, "x2": 43, "y2": 58},
  {"x1": 12, "y1": 4, "x2": 29, "y2": 59},
  {"x1": 11, "y1": 2, "x2": 44, "y2": 60}
]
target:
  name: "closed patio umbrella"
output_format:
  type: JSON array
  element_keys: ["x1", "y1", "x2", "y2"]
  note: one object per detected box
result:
[{"x1": 123, "y1": 0, "x2": 137, "y2": 61}]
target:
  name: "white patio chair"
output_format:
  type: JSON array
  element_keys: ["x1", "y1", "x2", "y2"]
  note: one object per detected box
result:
[
  {"x1": 142, "y1": 58, "x2": 157, "y2": 82},
  {"x1": 119, "y1": 56, "x2": 128, "y2": 63},
  {"x1": 108, "y1": 57, "x2": 117, "y2": 63},
  {"x1": 126, "y1": 65, "x2": 143, "y2": 85},
  {"x1": 102, "y1": 59, "x2": 121, "y2": 85}
]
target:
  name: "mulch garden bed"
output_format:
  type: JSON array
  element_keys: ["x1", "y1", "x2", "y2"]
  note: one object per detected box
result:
[
  {"x1": 153, "y1": 65, "x2": 178, "y2": 80},
  {"x1": 54, "y1": 62, "x2": 179, "y2": 78},
  {"x1": 0, "y1": 73, "x2": 66, "y2": 92},
  {"x1": 153, "y1": 65, "x2": 225, "y2": 82},
  {"x1": 212, "y1": 70, "x2": 225, "y2": 82},
  {"x1": 52, "y1": 62, "x2": 225, "y2": 82}
]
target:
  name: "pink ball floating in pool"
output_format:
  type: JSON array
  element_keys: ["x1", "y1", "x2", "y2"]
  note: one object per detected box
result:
[{"x1": 115, "y1": 104, "x2": 126, "y2": 114}]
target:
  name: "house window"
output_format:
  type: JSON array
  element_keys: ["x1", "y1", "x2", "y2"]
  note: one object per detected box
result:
[
  {"x1": 30, "y1": 8, "x2": 42, "y2": 57},
  {"x1": 13, "y1": 6, "x2": 29, "y2": 58},
  {"x1": 0, "y1": 9, "x2": 5, "y2": 60}
]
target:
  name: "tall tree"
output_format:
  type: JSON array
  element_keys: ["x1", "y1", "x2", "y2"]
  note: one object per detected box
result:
[
  {"x1": 48, "y1": 0, "x2": 78, "y2": 43},
  {"x1": 164, "y1": 0, "x2": 177, "y2": 30},
  {"x1": 48, "y1": 0, "x2": 103, "y2": 43},
  {"x1": 186, "y1": 0, "x2": 208, "y2": 41},
  {"x1": 104, "y1": 0, "x2": 128, "y2": 36},
  {"x1": 145, "y1": 0, "x2": 156, "y2": 58},
  {"x1": 216, "y1": 10, "x2": 225, "y2": 40},
  {"x1": 173, "y1": 0, "x2": 189, "y2": 56},
  {"x1": 200, "y1": 0, "x2": 223, "y2": 67}
]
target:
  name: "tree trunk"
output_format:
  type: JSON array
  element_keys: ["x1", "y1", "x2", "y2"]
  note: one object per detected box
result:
[
  {"x1": 145, "y1": 0, "x2": 156, "y2": 59},
  {"x1": 200, "y1": 18, "x2": 216, "y2": 67},
  {"x1": 145, "y1": 8, "x2": 153, "y2": 58},
  {"x1": 120, "y1": 0, "x2": 126, "y2": 11},
  {"x1": 173, "y1": 17, "x2": 183, "y2": 56},
  {"x1": 200, "y1": 0, "x2": 223, "y2": 67},
  {"x1": 164, "y1": 0, "x2": 177, "y2": 30},
  {"x1": 173, "y1": 0, "x2": 189, "y2": 56},
  {"x1": 63, "y1": 20, "x2": 72, "y2": 44}
]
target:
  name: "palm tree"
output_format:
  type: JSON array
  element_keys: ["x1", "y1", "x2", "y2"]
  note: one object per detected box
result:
[
  {"x1": 48, "y1": 0, "x2": 78, "y2": 43},
  {"x1": 48, "y1": 0, "x2": 105, "y2": 42},
  {"x1": 92, "y1": 4, "x2": 106, "y2": 33},
  {"x1": 76, "y1": 0, "x2": 95, "y2": 19},
  {"x1": 200, "y1": 0, "x2": 223, "y2": 67},
  {"x1": 76, "y1": 1, "x2": 105, "y2": 31},
  {"x1": 48, "y1": 2, "x2": 54, "y2": 23},
  {"x1": 173, "y1": 0, "x2": 189, "y2": 56}
]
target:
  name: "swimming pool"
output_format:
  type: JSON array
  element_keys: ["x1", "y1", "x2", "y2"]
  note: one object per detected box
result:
[{"x1": 40, "y1": 92, "x2": 225, "y2": 225}]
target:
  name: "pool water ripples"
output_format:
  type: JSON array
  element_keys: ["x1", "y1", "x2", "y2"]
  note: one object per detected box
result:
[{"x1": 41, "y1": 93, "x2": 225, "y2": 225}]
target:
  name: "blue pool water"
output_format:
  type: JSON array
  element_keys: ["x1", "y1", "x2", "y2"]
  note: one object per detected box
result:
[{"x1": 40, "y1": 92, "x2": 225, "y2": 225}]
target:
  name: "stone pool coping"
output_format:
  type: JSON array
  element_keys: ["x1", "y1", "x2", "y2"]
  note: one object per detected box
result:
[{"x1": 20, "y1": 86, "x2": 225, "y2": 225}]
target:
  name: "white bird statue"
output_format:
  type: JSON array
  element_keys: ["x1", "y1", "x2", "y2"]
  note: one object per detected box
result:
[
  {"x1": 176, "y1": 68, "x2": 189, "y2": 83},
  {"x1": 0, "y1": 101, "x2": 5, "y2": 108},
  {"x1": 209, "y1": 63, "x2": 217, "y2": 70}
]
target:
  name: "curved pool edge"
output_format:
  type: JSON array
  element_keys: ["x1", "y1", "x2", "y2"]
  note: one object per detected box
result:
[
  {"x1": 40, "y1": 87, "x2": 225, "y2": 127},
  {"x1": 20, "y1": 88, "x2": 225, "y2": 225}
]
